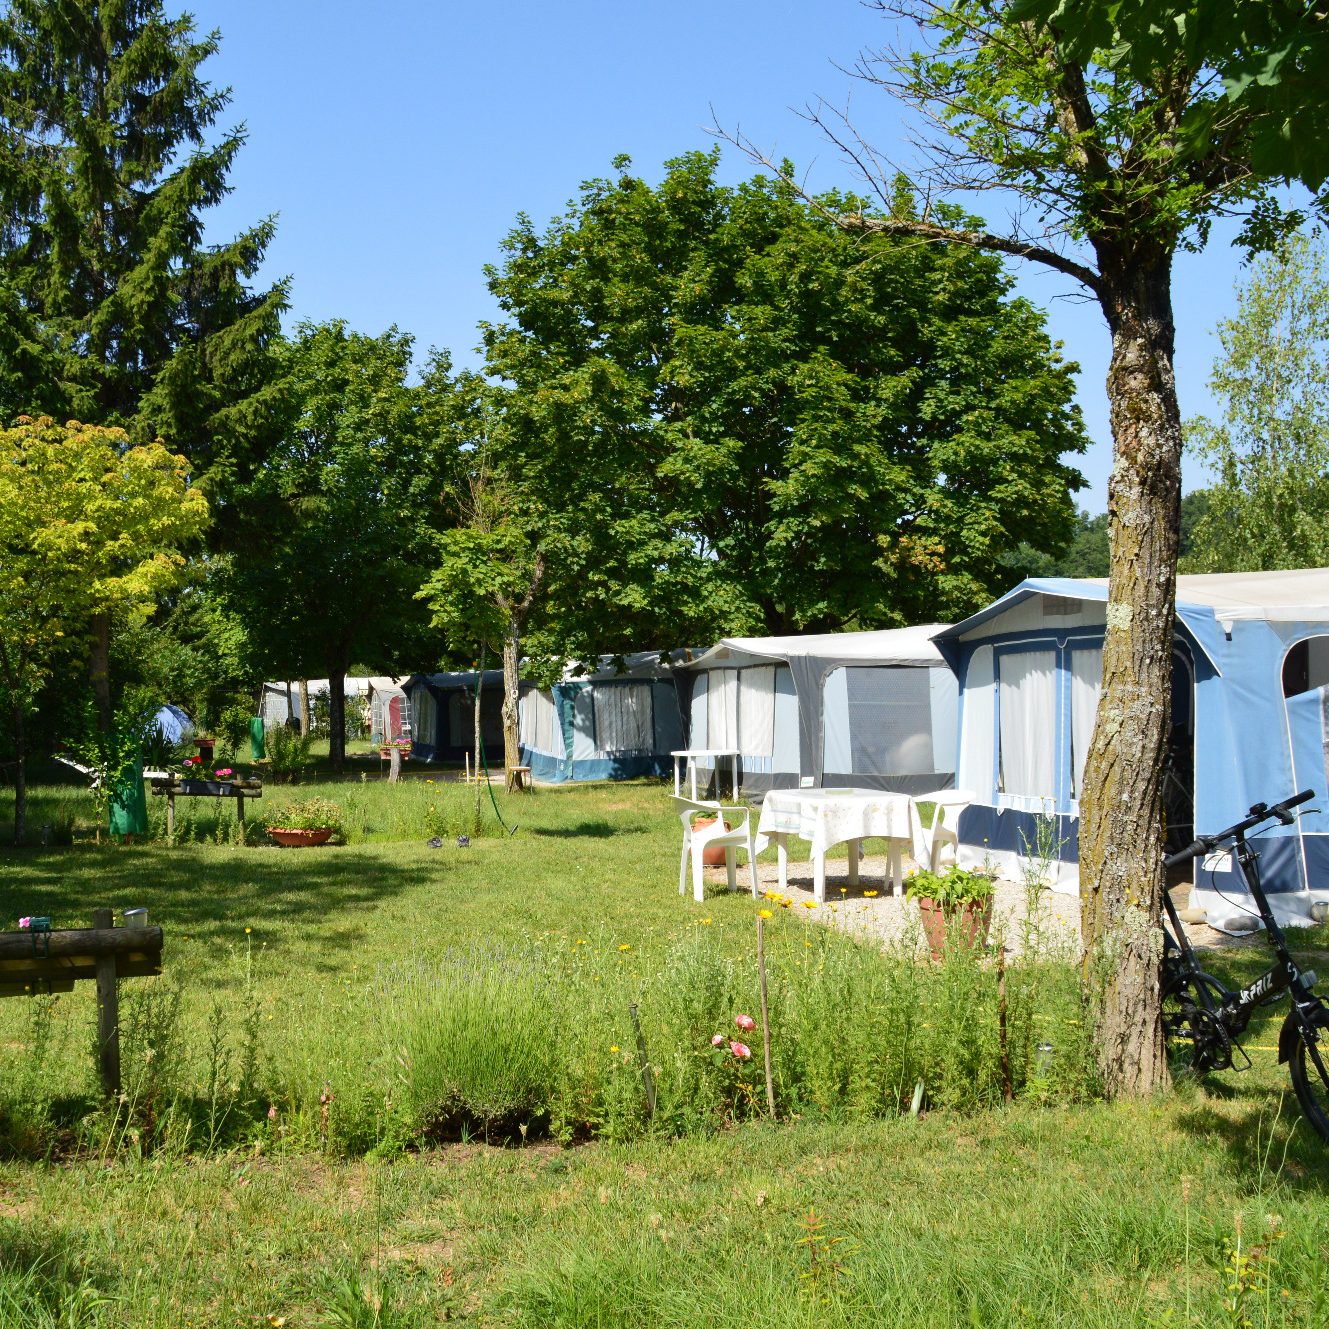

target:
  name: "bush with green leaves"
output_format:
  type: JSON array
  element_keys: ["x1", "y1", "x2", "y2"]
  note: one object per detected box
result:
[{"x1": 263, "y1": 724, "x2": 314, "y2": 782}]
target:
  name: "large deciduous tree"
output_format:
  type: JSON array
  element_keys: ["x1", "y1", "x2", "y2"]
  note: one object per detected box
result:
[
  {"x1": 1184, "y1": 234, "x2": 1329, "y2": 572},
  {"x1": 725, "y1": 0, "x2": 1285, "y2": 1095},
  {"x1": 225, "y1": 321, "x2": 458, "y2": 772},
  {"x1": 417, "y1": 440, "x2": 546, "y2": 777},
  {"x1": 483, "y1": 151, "x2": 1086, "y2": 657},
  {"x1": 0, "y1": 0, "x2": 287, "y2": 484},
  {"x1": 0, "y1": 417, "x2": 208, "y2": 843}
]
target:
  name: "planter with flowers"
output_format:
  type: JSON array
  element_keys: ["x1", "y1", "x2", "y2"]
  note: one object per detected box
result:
[
  {"x1": 262, "y1": 796, "x2": 343, "y2": 847},
  {"x1": 905, "y1": 865, "x2": 997, "y2": 959},
  {"x1": 176, "y1": 758, "x2": 260, "y2": 798}
]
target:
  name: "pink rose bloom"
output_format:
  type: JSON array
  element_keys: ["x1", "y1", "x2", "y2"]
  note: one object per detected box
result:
[
  {"x1": 734, "y1": 1013, "x2": 756, "y2": 1032},
  {"x1": 215, "y1": 767, "x2": 233, "y2": 778},
  {"x1": 730, "y1": 1041, "x2": 752, "y2": 1060},
  {"x1": 710, "y1": 1033, "x2": 725, "y2": 1047},
  {"x1": 18, "y1": 917, "x2": 31, "y2": 929}
]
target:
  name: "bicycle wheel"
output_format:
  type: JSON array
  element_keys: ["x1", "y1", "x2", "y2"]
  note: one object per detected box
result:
[
  {"x1": 1285, "y1": 1009, "x2": 1329, "y2": 1143},
  {"x1": 1162, "y1": 973, "x2": 1231, "y2": 1077}
]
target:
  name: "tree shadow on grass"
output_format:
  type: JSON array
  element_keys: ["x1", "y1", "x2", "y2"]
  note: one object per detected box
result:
[
  {"x1": 0, "y1": 844, "x2": 443, "y2": 963},
  {"x1": 529, "y1": 821, "x2": 632, "y2": 839},
  {"x1": 1172, "y1": 1089, "x2": 1329, "y2": 1194}
]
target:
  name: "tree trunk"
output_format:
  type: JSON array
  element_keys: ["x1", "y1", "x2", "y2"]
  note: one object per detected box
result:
[
  {"x1": 502, "y1": 615, "x2": 523, "y2": 776},
  {"x1": 473, "y1": 645, "x2": 486, "y2": 826},
  {"x1": 11, "y1": 697, "x2": 26, "y2": 847},
  {"x1": 89, "y1": 611, "x2": 112, "y2": 732},
  {"x1": 298, "y1": 679, "x2": 310, "y2": 737},
  {"x1": 1078, "y1": 252, "x2": 1180, "y2": 1098},
  {"x1": 327, "y1": 665, "x2": 348, "y2": 773}
]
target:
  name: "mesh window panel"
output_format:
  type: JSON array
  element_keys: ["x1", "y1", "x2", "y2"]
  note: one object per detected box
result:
[
  {"x1": 594, "y1": 683, "x2": 653, "y2": 752},
  {"x1": 845, "y1": 667, "x2": 935, "y2": 776}
]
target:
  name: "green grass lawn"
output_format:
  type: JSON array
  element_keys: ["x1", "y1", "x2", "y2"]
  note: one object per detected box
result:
[{"x1": 0, "y1": 778, "x2": 1327, "y2": 1327}]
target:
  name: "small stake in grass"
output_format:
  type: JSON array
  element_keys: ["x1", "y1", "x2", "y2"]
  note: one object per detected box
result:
[
  {"x1": 628, "y1": 1002, "x2": 656, "y2": 1120},
  {"x1": 756, "y1": 915, "x2": 776, "y2": 1118}
]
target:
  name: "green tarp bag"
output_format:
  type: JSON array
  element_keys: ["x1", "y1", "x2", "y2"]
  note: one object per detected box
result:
[
  {"x1": 249, "y1": 715, "x2": 266, "y2": 761},
  {"x1": 108, "y1": 742, "x2": 148, "y2": 837}
]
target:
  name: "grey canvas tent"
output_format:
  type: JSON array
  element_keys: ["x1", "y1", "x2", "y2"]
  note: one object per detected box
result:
[
  {"x1": 404, "y1": 670, "x2": 506, "y2": 764},
  {"x1": 681, "y1": 626, "x2": 957, "y2": 795},
  {"x1": 518, "y1": 651, "x2": 686, "y2": 782}
]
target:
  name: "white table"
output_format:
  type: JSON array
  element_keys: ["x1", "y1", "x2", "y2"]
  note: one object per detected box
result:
[
  {"x1": 671, "y1": 748, "x2": 740, "y2": 800},
  {"x1": 755, "y1": 788, "x2": 918, "y2": 903}
]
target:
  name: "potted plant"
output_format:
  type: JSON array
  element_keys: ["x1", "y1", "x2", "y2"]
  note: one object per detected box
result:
[
  {"x1": 905, "y1": 865, "x2": 996, "y2": 958},
  {"x1": 263, "y1": 796, "x2": 343, "y2": 847}
]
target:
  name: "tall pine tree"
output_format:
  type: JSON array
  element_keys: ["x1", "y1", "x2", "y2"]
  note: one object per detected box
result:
[{"x1": 0, "y1": 0, "x2": 287, "y2": 490}]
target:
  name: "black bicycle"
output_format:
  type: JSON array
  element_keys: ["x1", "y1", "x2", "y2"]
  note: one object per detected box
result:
[{"x1": 1160, "y1": 789, "x2": 1329, "y2": 1143}]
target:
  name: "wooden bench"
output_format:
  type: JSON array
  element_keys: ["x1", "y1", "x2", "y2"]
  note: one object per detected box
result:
[{"x1": 506, "y1": 765, "x2": 533, "y2": 793}]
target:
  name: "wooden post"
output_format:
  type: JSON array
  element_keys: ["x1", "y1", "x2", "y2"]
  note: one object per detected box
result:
[
  {"x1": 236, "y1": 790, "x2": 245, "y2": 829},
  {"x1": 166, "y1": 792, "x2": 175, "y2": 845},
  {"x1": 92, "y1": 908, "x2": 120, "y2": 1098},
  {"x1": 757, "y1": 915, "x2": 776, "y2": 1118}
]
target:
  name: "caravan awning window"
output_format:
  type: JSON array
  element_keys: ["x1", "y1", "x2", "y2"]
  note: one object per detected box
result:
[{"x1": 997, "y1": 649, "x2": 1057, "y2": 802}]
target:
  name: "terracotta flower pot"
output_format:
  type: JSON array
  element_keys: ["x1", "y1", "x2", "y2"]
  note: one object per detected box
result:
[
  {"x1": 268, "y1": 827, "x2": 335, "y2": 847},
  {"x1": 693, "y1": 814, "x2": 732, "y2": 866},
  {"x1": 916, "y1": 895, "x2": 993, "y2": 959}
]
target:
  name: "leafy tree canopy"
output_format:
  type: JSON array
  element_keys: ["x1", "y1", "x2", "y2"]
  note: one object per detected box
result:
[
  {"x1": 1183, "y1": 233, "x2": 1329, "y2": 571},
  {"x1": 0, "y1": 415, "x2": 207, "y2": 839},
  {"x1": 224, "y1": 321, "x2": 463, "y2": 766},
  {"x1": 483, "y1": 150, "x2": 1087, "y2": 654},
  {"x1": 0, "y1": 0, "x2": 287, "y2": 490},
  {"x1": 1012, "y1": 0, "x2": 1329, "y2": 202}
]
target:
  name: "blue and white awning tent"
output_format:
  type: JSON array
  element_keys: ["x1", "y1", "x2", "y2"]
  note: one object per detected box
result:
[
  {"x1": 406, "y1": 652, "x2": 687, "y2": 782},
  {"x1": 682, "y1": 625, "x2": 957, "y2": 796},
  {"x1": 933, "y1": 569, "x2": 1329, "y2": 928}
]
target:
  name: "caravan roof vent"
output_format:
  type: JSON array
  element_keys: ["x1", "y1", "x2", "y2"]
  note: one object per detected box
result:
[{"x1": 1044, "y1": 597, "x2": 1084, "y2": 617}]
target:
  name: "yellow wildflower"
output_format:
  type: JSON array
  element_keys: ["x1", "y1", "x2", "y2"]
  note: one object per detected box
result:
[
  {"x1": 618, "y1": 943, "x2": 632, "y2": 952},
  {"x1": 758, "y1": 908, "x2": 773, "y2": 919},
  {"x1": 864, "y1": 890, "x2": 879, "y2": 898}
]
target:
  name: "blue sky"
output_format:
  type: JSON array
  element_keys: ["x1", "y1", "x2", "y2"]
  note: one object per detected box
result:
[{"x1": 190, "y1": 0, "x2": 1254, "y2": 510}]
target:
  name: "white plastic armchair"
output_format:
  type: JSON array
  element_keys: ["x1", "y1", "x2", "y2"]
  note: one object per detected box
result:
[
  {"x1": 912, "y1": 790, "x2": 976, "y2": 874},
  {"x1": 672, "y1": 796, "x2": 759, "y2": 904}
]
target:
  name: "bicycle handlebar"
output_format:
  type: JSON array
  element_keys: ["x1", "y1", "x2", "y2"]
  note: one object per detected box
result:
[{"x1": 1163, "y1": 789, "x2": 1316, "y2": 869}]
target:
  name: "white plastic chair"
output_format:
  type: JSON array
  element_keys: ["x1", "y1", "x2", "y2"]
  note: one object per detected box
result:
[
  {"x1": 912, "y1": 790, "x2": 976, "y2": 873},
  {"x1": 672, "y1": 796, "x2": 759, "y2": 903}
]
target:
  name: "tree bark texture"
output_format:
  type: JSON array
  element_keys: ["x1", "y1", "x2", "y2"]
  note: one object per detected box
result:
[
  {"x1": 11, "y1": 699, "x2": 25, "y2": 846},
  {"x1": 298, "y1": 680, "x2": 310, "y2": 737},
  {"x1": 89, "y1": 611, "x2": 112, "y2": 733},
  {"x1": 327, "y1": 663, "x2": 348, "y2": 773},
  {"x1": 502, "y1": 618, "x2": 522, "y2": 775},
  {"x1": 1078, "y1": 252, "x2": 1179, "y2": 1098}
]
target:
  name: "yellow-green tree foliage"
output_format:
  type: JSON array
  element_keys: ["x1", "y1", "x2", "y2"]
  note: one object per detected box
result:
[{"x1": 0, "y1": 416, "x2": 208, "y2": 840}]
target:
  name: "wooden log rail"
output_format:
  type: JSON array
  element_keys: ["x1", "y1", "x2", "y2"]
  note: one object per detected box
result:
[{"x1": 0, "y1": 910, "x2": 164, "y2": 1096}]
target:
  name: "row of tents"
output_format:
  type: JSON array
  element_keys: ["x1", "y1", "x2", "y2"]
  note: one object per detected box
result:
[{"x1": 261, "y1": 568, "x2": 1329, "y2": 923}]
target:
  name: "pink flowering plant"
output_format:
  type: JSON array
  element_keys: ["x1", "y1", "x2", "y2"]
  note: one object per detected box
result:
[{"x1": 705, "y1": 1012, "x2": 763, "y2": 1119}]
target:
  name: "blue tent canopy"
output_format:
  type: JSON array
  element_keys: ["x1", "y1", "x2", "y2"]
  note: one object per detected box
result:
[{"x1": 934, "y1": 569, "x2": 1329, "y2": 928}]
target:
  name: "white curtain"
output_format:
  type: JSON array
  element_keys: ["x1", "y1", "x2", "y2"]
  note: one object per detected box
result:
[
  {"x1": 738, "y1": 666, "x2": 776, "y2": 758},
  {"x1": 998, "y1": 649, "x2": 1057, "y2": 800},
  {"x1": 520, "y1": 689, "x2": 564, "y2": 757},
  {"x1": 689, "y1": 674, "x2": 709, "y2": 748},
  {"x1": 1069, "y1": 647, "x2": 1103, "y2": 798},
  {"x1": 707, "y1": 670, "x2": 739, "y2": 750},
  {"x1": 958, "y1": 646, "x2": 995, "y2": 798},
  {"x1": 595, "y1": 683, "x2": 653, "y2": 752}
]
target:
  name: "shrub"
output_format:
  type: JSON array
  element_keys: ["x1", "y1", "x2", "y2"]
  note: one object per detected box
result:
[{"x1": 264, "y1": 724, "x2": 314, "y2": 782}]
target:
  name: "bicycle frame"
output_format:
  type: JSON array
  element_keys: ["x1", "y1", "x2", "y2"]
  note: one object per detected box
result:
[{"x1": 1163, "y1": 796, "x2": 1323, "y2": 1064}]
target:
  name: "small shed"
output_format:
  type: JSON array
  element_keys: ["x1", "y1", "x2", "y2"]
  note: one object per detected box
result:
[
  {"x1": 681, "y1": 626, "x2": 957, "y2": 796},
  {"x1": 933, "y1": 570, "x2": 1329, "y2": 927}
]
